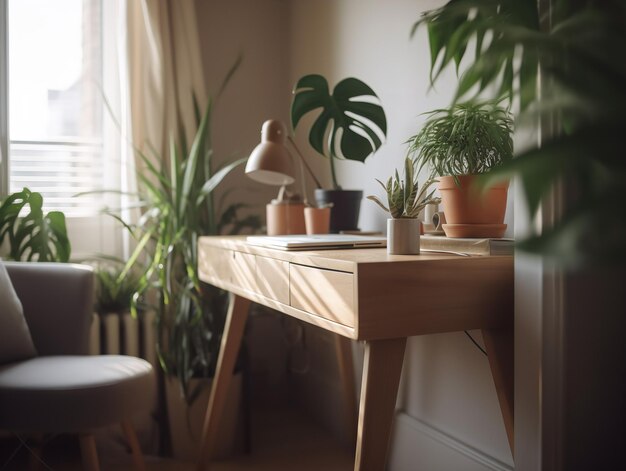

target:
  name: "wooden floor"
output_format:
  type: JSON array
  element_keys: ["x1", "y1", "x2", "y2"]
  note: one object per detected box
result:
[{"x1": 1, "y1": 407, "x2": 354, "y2": 471}]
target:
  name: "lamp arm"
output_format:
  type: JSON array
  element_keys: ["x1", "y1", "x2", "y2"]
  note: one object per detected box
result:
[{"x1": 287, "y1": 136, "x2": 323, "y2": 189}]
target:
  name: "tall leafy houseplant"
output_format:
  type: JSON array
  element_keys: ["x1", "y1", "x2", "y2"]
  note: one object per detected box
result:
[
  {"x1": 119, "y1": 97, "x2": 254, "y2": 400},
  {"x1": 291, "y1": 74, "x2": 387, "y2": 231},
  {"x1": 415, "y1": 0, "x2": 626, "y2": 264},
  {"x1": 0, "y1": 188, "x2": 71, "y2": 262}
]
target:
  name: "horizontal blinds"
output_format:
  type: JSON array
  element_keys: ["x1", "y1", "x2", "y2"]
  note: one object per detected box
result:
[{"x1": 9, "y1": 138, "x2": 105, "y2": 217}]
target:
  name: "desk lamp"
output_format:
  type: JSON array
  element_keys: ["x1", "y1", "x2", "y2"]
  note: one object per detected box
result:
[{"x1": 246, "y1": 120, "x2": 329, "y2": 235}]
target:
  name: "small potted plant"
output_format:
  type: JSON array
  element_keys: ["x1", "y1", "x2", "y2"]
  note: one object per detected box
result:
[
  {"x1": 407, "y1": 101, "x2": 514, "y2": 238},
  {"x1": 368, "y1": 157, "x2": 440, "y2": 254},
  {"x1": 291, "y1": 74, "x2": 387, "y2": 232}
]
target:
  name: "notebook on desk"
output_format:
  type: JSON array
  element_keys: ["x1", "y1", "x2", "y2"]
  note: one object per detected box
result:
[{"x1": 246, "y1": 234, "x2": 387, "y2": 251}]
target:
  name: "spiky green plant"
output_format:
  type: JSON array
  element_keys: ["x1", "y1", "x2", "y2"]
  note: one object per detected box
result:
[
  {"x1": 115, "y1": 98, "x2": 251, "y2": 400},
  {"x1": 367, "y1": 157, "x2": 440, "y2": 219},
  {"x1": 108, "y1": 59, "x2": 260, "y2": 401},
  {"x1": 407, "y1": 102, "x2": 514, "y2": 179}
]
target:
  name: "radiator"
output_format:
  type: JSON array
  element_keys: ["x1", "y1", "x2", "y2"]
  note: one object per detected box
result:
[{"x1": 89, "y1": 310, "x2": 157, "y2": 367}]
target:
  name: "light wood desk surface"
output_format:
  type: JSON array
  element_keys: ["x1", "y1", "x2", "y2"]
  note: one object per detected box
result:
[{"x1": 197, "y1": 236, "x2": 514, "y2": 471}]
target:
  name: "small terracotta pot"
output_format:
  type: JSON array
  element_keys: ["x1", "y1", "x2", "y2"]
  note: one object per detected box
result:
[
  {"x1": 304, "y1": 207, "x2": 331, "y2": 235},
  {"x1": 438, "y1": 175, "x2": 508, "y2": 238},
  {"x1": 266, "y1": 202, "x2": 306, "y2": 235}
]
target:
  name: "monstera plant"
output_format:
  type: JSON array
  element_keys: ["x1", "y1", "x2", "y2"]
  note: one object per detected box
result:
[
  {"x1": 0, "y1": 188, "x2": 71, "y2": 262},
  {"x1": 290, "y1": 74, "x2": 387, "y2": 232}
]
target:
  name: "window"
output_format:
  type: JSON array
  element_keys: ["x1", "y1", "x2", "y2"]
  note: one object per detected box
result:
[
  {"x1": 1, "y1": 0, "x2": 124, "y2": 258},
  {"x1": 6, "y1": 0, "x2": 104, "y2": 217}
]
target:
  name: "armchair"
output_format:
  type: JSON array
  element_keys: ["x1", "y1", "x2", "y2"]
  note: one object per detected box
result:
[{"x1": 0, "y1": 262, "x2": 154, "y2": 471}]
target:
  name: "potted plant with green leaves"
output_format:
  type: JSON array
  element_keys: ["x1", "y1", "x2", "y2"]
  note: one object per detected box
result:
[
  {"x1": 100, "y1": 57, "x2": 259, "y2": 457},
  {"x1": 0, "y1": 188, "x2": 71, "y2": 261},
  {"x1": 368, "y1": 157, "x2": 440, "y2": 254},
  {"x1": 114, "y1": 97, "x2": 256, "y2": 459},
  {"x1": 407, "y1": 101, "x2": 514, "y2": 238},
  {"x1": 291, "y1": 74, "x2": 387, "y2": 232}
]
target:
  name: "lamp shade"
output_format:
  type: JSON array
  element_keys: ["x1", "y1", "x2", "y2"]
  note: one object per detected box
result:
[{"x1": 245, "y1": 120, "x2": 295, "y2": 186}]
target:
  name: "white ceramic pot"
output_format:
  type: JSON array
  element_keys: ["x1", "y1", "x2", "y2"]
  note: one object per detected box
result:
[{"x1": 387, "y1": 218, "x2": 420, "y2": 255}]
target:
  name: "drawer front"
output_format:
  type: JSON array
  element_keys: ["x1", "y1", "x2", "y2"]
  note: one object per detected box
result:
[
  {"x1": 231, "y1": 251, "x2": 257, "y2": 292},
  {"x1": 289, "y1": 264, "x2": 355, "y2": 327},
  {"x1": 199, "y1": 245, "x2": 232, "y2": 288},
  {"x1": 199, "y1": 246, "x2": 257, "y2": 293},
  {"x1": 256, "y1": 256, "x2": 290, "y2": 305}
]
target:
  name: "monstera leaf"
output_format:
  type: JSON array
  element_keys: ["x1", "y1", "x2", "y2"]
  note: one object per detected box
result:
[
  {"x1": 0, "y1": 188, "x2": 71, "y2": 262},
  {"x1": 291, "y1": 74, "x2": 387, "y2": 189}
]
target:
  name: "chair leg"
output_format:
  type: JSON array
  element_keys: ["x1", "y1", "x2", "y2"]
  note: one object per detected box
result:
[
  {"x1": 121, "y1": 420, "x2": 146, "y2": 471},
  {"x1": 79, "y1": 434, "x2": 100, "y2": 471},
  {"x1": 27, "y1": 434, "x2": 44, "y2": 471}
]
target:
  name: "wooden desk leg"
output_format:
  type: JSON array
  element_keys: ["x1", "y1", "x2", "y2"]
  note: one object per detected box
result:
[
  {"x1": 334, "y1": 334, "x2": 358, "y2": 447},
  {"x1": 354, "y1": 338, "x2": 407, "y2": 471},
  {"x1": 197, "y1": 294, "x2": 251, "y2": 471},
  {"x1": 482, "y1": 327, "x2": 514, "y2": 456}
]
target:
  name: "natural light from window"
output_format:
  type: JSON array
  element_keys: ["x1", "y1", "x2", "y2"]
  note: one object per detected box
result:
[{"x1": 9, "y1": 0, "x2": 103, "y2": 217}]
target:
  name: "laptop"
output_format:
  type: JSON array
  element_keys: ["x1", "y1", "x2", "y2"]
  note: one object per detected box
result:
[{"x1": 246, "y1": 234, "x2": 387, "y2": 251}]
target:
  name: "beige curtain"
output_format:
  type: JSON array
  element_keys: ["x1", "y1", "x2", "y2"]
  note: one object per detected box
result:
[
  {"x1": 98, "y1": 0, "x2": 208, "y2": 454},
  {"x1": 120, "y1": 0, "x2": 207, "y2": 185}
]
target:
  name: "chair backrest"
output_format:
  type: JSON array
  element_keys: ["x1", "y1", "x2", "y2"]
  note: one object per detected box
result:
[{"x1": 4, "y1": 262, "x2": 94, "y2": 356}]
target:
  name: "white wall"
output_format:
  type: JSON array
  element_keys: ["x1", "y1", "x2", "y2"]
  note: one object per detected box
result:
[
  {"x1": 196, "y1": 1, "x2": 514, "y2": 469},
  {"x1": 195, "y1": 0, "x2": 292, "y2": 228}
]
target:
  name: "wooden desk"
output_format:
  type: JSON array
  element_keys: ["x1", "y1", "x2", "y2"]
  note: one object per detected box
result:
[{"x1": 197, "y1": 236, "x2": 514, "y2": 471}]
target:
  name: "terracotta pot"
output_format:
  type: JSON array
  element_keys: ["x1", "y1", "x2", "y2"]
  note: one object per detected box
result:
[
  {"x1": 438, "y1": 175, "x2": 508, "y2": 238},
  {"x1": 266, "y1": 201, "x2": 306, "y2": 235},
  {"x1": 304, "y1": 207, "x2": 331, "y2": 234}
]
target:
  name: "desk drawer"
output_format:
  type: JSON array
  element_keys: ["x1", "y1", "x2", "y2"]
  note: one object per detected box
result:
[
  {"x1": 231, "y1": 251, "x2": 257, "y2": 292},
  {"x1": 199, "y1": 246, "x2": 257, "y2": 292},
  {"x1": 289, "y1": 264, "x2": 355, "y2": 327},
  {"x1": 256, "y1": 256, "x2": 290, "y2": 305},
  {"x1": 199, "y1": 244, "x2": 232, "y2": 287}
]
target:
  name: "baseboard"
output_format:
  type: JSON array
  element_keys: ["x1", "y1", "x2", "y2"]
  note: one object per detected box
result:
[{"x1": 389, "y1": 412, "x2": 514, "y2": 471}]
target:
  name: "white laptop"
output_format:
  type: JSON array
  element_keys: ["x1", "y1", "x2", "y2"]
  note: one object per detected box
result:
[{"x1": 246, "y1": 234, "x2": 387, "y2": 251}]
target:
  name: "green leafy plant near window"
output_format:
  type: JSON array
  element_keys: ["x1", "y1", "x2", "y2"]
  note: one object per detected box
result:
[
  {"x1": 112, "y1": 61, "x2": 259, "y2": 400},
  {"x1": 414, "y1": 0, "x2": 626, "y2": 266},
  {"x1": 0, "y1": 188, "x2": 71, "y2": 262},
  {"x1": 367, "y1": 157, "x2": 440, "y2": 219},
  {"x1": 407, "y1": 102, "x2": 514, "y2": 179}
]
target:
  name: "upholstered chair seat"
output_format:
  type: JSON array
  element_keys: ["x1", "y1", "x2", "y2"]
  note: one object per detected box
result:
[
  {"x1": 0, "y1": 262, "x2": 154, "y2": 471},
  {"x1": 0, "y1": 355, "x2": 153, "y2": 433}
]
